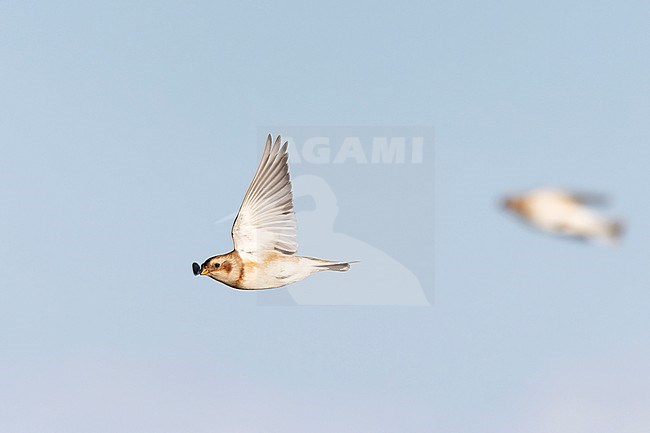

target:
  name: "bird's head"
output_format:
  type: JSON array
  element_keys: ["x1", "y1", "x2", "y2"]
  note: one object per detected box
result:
[{"x1": 192, "y1": 255, "x2": 234, "y2": 278}]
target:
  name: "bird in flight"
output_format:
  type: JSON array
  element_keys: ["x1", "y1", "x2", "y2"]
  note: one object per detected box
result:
[
  {"x1": 192, "y1": 135, "x2": 356, "y2": 289},
  {"x1": 502, "y1": 188, "x2": 623, "y2": 244}
]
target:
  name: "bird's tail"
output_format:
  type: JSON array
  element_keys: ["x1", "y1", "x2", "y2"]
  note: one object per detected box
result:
[
  {"x1": 309, "y1": 258, "x2": 359, "y2": 272},
  {"x1": 605, "y1": 220, "x2": 624, "y2": 241}
]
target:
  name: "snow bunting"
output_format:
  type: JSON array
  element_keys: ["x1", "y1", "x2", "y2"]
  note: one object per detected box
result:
[
  {"x1": 502, "y1": 188, "x2": 623, "y2": 244},
  {"x1": 192, "y1": 135, "x2": 356, "y2": 290}
]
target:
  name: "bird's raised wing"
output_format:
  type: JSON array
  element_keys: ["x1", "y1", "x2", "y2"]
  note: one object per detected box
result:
[
  {"x1": 569, "y1": 191, "x2": 609, "y2": 207},
  {"x1": 231, "y1": 135, "x2": 297, "y2": 257}
]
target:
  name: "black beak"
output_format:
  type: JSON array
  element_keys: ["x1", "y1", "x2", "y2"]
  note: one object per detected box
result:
[{"x1": 192, "y1": 262, "x2": 201, "y2": 276}]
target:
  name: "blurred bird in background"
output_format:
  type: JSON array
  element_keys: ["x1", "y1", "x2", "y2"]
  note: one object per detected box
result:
[{"x1": 502, "y1": 188, "x2": 624, "y2": 245}]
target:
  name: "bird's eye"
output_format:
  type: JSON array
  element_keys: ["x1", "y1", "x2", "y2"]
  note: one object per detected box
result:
[{"x1": 214, "y1": 263, "x2": 220, "y2": 268}]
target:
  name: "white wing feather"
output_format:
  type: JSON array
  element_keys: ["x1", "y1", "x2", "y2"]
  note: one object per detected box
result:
[{"x1": 231, "y1": 135, "x2": 297, "y2": 257}]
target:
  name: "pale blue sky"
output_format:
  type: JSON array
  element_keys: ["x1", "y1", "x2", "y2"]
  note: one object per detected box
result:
[{"x1": 2, "y1": 1, "x2": 650, "y2": 432}]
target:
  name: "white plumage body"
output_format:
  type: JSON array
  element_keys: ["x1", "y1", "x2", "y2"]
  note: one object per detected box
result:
[{"x1": 234, "y1": 251, "x2": 344, "y2": 290}]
